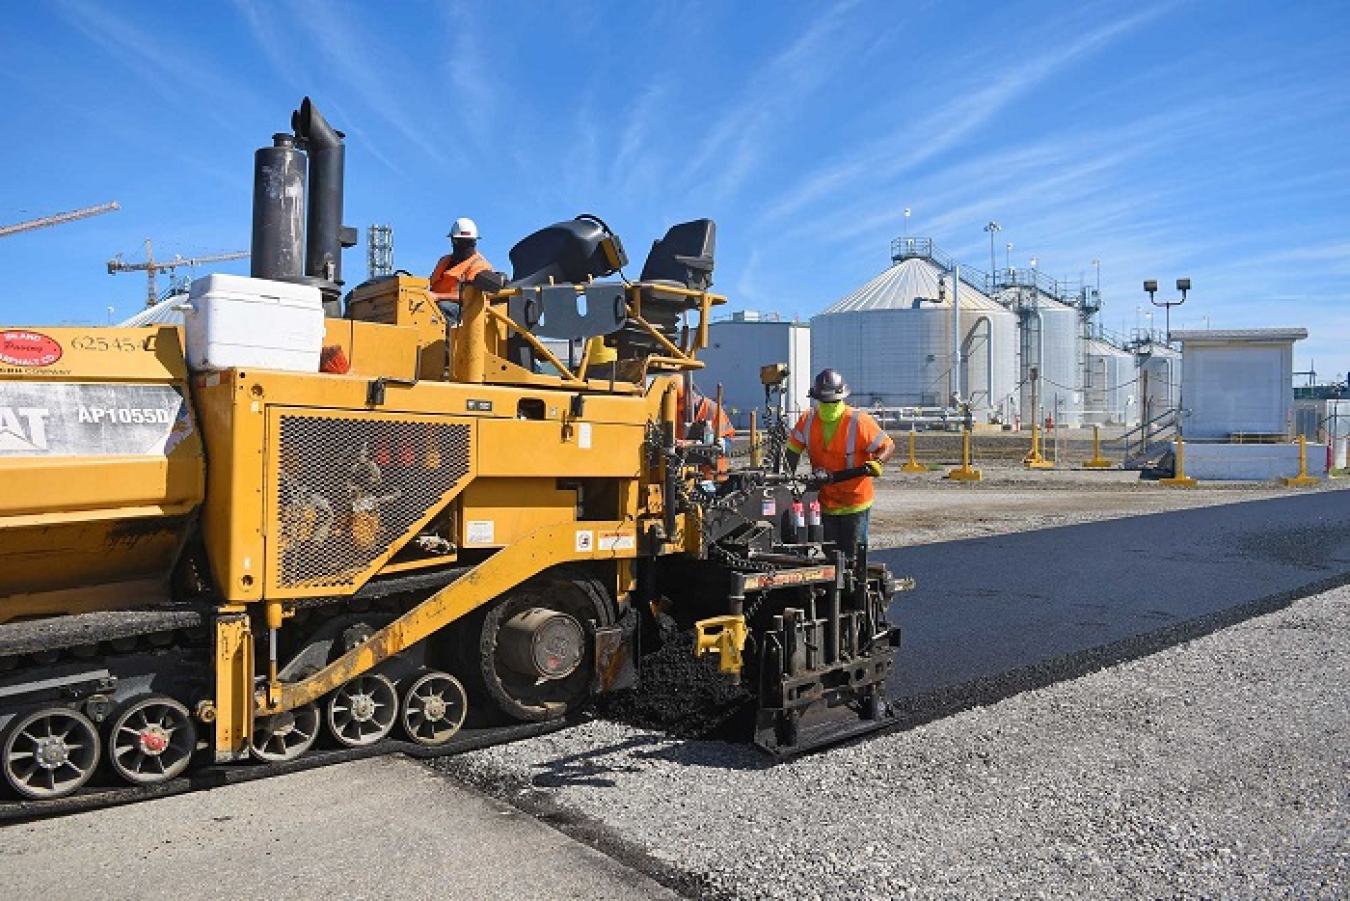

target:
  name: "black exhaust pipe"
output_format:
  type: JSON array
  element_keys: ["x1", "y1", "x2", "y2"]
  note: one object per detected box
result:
[
  {"x1": 250, "y1": 97, "x2": 352, "y2": 315},
  {"x1": 250, "y1": 133, "x2": 306, "y2": 282},
  {"x1": 292, "y1": 97, "x2": 346, "y2": 303}
]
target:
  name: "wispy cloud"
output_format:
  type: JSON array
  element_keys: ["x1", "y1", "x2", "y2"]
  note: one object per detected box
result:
[
  {"x1": 755, "y1": 7, "x2": 1170, "y2": 231},
  {"x1": 232, "y1": 0, "x2": 449, "y2": 168},
  {"x1": 681, "y1": 3, "x2": 862, "y2": 201}
]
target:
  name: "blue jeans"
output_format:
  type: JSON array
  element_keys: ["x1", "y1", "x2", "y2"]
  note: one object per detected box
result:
[{"x1": 822, "y1": 508, "x2": 870, "y2": 559}]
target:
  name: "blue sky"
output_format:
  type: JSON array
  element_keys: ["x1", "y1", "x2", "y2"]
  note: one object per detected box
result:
[{"x1": 2, "y1": 1, "x2": 1347, "y2": 380}]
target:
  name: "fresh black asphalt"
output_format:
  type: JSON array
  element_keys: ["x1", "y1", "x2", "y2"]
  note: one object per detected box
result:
[{"x1": 872, "y1": 491, "x2": 1350, "y2": 719}]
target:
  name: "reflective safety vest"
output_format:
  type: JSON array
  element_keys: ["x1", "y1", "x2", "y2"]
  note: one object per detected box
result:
[
  {"x1": 678, "y1": 394, "x2": 735, "y2": 442},
  {"x1": 788, "y1": 406, "x2": 892, "y2": 513},
  {"x1": 429, "y1": 251, "x2": 491, "y2": 299}
]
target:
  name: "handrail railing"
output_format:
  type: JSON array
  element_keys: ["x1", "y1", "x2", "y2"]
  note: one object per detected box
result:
[
  {"x1": 1113, "y1": 407, "x2": 1179, "y2": 461},
  {"x1": 892, "y1": 235, "x2": 1086, "y2": 302}
]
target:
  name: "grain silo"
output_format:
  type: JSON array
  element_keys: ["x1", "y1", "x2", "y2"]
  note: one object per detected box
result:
[
  {"x1": 996, "y1": 279, "x2": 1083, "y2": 428},
  {"x1": 1084, "y1": 337, "x2": 1135, "y2": 425},
  {"x1": 810, "y1": 244, "x2": 1017, "y2": 425},
  {"x1": 1135, "y1": 339, "x2": 1181, "y2": 426}
]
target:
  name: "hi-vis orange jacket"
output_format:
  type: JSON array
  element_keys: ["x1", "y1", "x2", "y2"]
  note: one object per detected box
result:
[
  {"x1": 429, "y1": 251, "x2": 491, "y2": 299},
  {"x1": 787, "y1": 405, "x2": 893, "y2": 513},
  {"x1": 678, "y1": 393, "x2": 735, "y2": 442}
]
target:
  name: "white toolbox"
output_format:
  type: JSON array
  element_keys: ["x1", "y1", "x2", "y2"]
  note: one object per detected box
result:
[{"x1": 183, "y1": 274, "x2": 324, "y2": 372}]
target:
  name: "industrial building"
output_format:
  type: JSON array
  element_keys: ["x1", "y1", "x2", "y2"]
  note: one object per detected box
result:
[{"x1": 700, "y1": 312, "x2": 810, "y2": 429}]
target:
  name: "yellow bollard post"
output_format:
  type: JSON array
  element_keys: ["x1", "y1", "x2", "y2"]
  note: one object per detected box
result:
[
  {"x1": 1083, "y1": 424, "x2": 1113, "y2": 469},
  {"x1": 1159, "y1": 435, "x2": 1198, "y2": 487},
  {"x1": 1023, "y1": 423, "x2": 1054, "y2": 469},
  {"x1": 1280, "y1": 434, "x2": 1321, "y2": 487},
  {"x1": 749, "y1": 411, "x2": 761, "y2": 468},
  {"x1": 946, "y1": 427, "x2": 983, "y2": 481},
  {"x1": 901, "y1": 427, "x2": 926, "y2": 473}
]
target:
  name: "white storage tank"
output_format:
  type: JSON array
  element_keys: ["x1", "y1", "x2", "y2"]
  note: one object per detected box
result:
[
  {"x1": 699, "y1": 313, "x2": 811, "y2": 429},
  {"x1": 810, "y1": 257, "x2": 1017, "y2": 424},
  {"x1": 1000, "y1": 285, "x2": 1083, "y2": 427},
  {"x1": 1136, "y1": 339, "x2": 1181, "y2": 426},
  {"x1": 1084, "y1": 338, "x2": 1135, "y2": 425}
]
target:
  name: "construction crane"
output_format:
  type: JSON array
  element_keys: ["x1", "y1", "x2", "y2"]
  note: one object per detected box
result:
[
  {"x1": 108, "y1": 239, "x2": 250, "y2": 307},
  {"x1": 0, "y1": 201, "x2": 120, "y2": 238}
]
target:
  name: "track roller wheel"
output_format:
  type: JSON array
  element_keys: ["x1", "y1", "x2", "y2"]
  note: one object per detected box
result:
[
  {"x1": 3, "y1": 707, "x2": 101, "y2": 800},
  {"x1": 251, "y1": 703, "x2": 320, "y2": 762},
  {"x1": 463, "y1": 567, "x2": 613, "y2": 723},
  {"x1": 326, "y1": 673, "x2": 398, "y2": 747},
  {"x1": 400, "y1": 671, "x2": 468, "y2": 746},
  {"x1": 108, "y1": 696, "x2": 198, "y2": 785}
]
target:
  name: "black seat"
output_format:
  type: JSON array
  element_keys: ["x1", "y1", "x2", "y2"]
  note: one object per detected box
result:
[
  {"x1": 638, "y1": 218, "x2": 716, "y2": 289},
  {"x1": 507, "y1": 216, "x2": 626, "y2": 288},
  {"x1": 616, "y1": 219, "x2": 717, "y2": 355}
]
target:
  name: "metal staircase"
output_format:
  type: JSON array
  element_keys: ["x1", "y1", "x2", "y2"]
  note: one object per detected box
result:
[{"x1": 1112, "y1": 408, "x2": 1180, "y2": 469}]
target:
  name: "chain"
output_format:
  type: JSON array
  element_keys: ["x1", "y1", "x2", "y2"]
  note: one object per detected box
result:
[{"x1": 707, "y1": 541, "x2": 778, "y2": 621}]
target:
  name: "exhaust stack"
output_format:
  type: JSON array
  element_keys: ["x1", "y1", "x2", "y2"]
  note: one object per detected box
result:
[{"x1": 250, "y1": 97, "x2": 354, "y2": 314}]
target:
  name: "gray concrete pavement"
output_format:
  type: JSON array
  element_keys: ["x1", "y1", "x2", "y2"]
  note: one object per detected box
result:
[{"x1": 0, "y1": 754, "x2": 680, "y2": 900}]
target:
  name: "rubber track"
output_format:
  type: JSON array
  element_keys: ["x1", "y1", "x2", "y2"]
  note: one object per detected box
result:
[{"x1": 0, "y1": 717, "x2": 572, "y2": 823}]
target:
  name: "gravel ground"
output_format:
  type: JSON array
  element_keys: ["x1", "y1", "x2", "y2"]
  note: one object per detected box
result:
[{"x1": 435, "y1": 470, "x2": 1350, "y2": 899}]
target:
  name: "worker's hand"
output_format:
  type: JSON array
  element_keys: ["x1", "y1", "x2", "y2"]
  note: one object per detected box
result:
[{"x1": 865, "y1": 459, "x2": 884, "y2": 477}]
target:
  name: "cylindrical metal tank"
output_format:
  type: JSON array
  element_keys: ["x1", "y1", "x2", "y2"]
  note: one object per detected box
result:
[
  {"x1": 1137, "y1": 341, "x2": 1181, "y2": 425},
  {"x1": 1084, "y1": 338, "x2": 1135, "y2": 425},
  {"x1": 810, "y1": 258, "x2": 1017, "y2": 425},
  {"x1": 251, "y1": 133, "x2": 307, "y2": 282},
  {"x1": 1002, "y1": 286, "x2": 1082, "y2": 427}
]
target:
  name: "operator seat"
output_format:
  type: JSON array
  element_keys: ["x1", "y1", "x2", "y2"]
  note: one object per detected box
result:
[
  {"x1": 615, "y1": 219, "x2": 716, "y2": 357},
  {"x1": 504, "y1": 216, "x2": 628, "y2": 370}
]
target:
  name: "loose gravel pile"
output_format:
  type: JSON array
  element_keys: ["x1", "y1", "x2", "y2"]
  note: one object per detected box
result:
[{"x1": 437, "y1": 585, "x2": 1349, "y2": 899}]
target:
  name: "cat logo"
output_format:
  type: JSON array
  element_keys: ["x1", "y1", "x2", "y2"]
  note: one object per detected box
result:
[{"x1": 0, "y1": 406, "x2": 51, "y2": 452}]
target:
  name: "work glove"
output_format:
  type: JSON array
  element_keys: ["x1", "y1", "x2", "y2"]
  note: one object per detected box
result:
[{"x1": 865, "y1": 460, "x2": 884, "y2": 477}]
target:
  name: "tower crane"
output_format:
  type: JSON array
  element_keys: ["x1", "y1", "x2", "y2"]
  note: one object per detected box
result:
[
  {"x1": 0, "y1": 201, "x2": 120, "y2": 238},
  {"x1": 108, "y1": 239, "x2": 250, "y2": 307}
]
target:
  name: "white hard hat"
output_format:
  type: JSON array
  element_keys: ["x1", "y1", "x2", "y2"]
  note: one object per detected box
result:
[{"x1": 448, "y1": 217, "x2": 479, "y2": 240}]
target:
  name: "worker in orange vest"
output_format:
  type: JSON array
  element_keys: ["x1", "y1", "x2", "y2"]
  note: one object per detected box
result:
[
  {"x1": 676, "y1": 380, "x2": 735, "y2": 452},
  {"x1": 785, "y1": 368, "x2": 895, "y2": 557},
  {"x1": 429, "y1": 217, "x2": 492, "y2": 303}
]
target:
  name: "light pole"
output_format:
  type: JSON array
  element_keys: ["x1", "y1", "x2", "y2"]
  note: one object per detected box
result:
[
  {"x1": 1005, "y1": 242, "x2": 1012, "y2": 271},
  {"x1": 1144, "y1": 277, "x2": 1191, "y2": 345},
  {"x1": 1092, "y1": 258, "x2": 1100, "y2": 293},
  {"x1": 904, "y1": 207, "x2": 911, "y2": 238},
  {"x1": 984, "y1": 221, "x2": 1000, "y2": 276},
  {"x1": 106, "y1": 306, "x2": 115, "y2": 326}
]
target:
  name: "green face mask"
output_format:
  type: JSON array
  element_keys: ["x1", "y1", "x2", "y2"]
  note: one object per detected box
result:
[{"x1": 817, "y1": 400, "x2": 845, "y2": 423}]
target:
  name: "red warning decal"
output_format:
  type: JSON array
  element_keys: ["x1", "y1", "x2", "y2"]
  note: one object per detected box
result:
[{"x1": 0, "y1": 331, "x2": 63, "y2": 367}]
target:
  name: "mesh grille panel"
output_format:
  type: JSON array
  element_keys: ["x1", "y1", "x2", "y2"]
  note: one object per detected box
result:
[{"x1": 274, "y1": 415, "x2": 471, "y2": 589}]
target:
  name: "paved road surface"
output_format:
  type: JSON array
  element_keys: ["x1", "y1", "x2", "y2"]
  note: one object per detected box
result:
[{"x1": 874, "y1": 491, "x2": 1350, "y2": 706}]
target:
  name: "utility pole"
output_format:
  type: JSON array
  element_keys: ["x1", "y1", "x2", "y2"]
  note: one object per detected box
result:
[{"x1": 984, "y1": 221, "x2": 1000, "y2": 277}]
